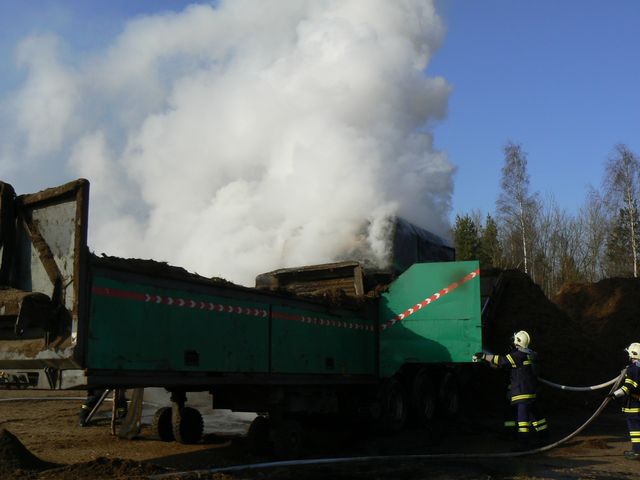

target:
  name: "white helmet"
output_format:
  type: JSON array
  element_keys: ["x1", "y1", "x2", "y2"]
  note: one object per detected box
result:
[
  {"x1": 513, "y1": 330, "x2": 531, "y2": 349},
  {"x1": 625, "y1": 342, "x2": 640, "y2": 360}
]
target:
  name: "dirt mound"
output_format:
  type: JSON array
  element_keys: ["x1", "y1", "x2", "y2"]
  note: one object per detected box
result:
[
  {"x1": 584, "y1": 438, "x2": 613, "y2": 450},
  {"x1": 0, "y1": 429, "x2": 54, "y2": 477},
  {"x1": 0, "y1": 429, "x2": 168, "y2": 480},
  {"x1": 36, "y1": 457, "x2": 169, "y2": 479},
  {"x1": 470, "y1": 269, "x2": 636, "y2": 413},
  {"x1": 553, "y1": 277, "x2": 640, "y2": 383},
  {"x1": 483, "y1": 270, "x2": 576, "y2": 381},
  {"x1": 482, "y1": 270, "x2": 640, "y2": 386}
]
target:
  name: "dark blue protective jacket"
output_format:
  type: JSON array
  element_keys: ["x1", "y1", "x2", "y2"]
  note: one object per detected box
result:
[
  {"x1": 621, "y1": 361, "x2": 640, "y2": 416},
  {"x1": 492, "y1": 348, "x2": 538, "y2": 404}
]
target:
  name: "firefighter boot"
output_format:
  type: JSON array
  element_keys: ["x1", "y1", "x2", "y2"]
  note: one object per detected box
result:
[
  {"x1": 624, "y1": 450, "x2": 640, "y2": 460},
  {"x1": 511, "y1": 438, "x2": 531, "y2": 452},
  {"x1": 536, "y1": 428, "x2": 550, "y2": 446}
]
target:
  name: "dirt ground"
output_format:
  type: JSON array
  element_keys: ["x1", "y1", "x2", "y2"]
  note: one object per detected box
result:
[{"x1": 0, "y1": 388, "x2": 638, "y2": 480}]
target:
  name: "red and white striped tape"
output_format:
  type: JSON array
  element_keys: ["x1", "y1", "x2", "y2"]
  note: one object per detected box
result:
[
  {"x1": 91, "y1": 286, "x2": 372, "y2": 330},
  {"x1": 92, "y1": 268, "x2": 478, "y2": 334},
  {"x1": 92, "y1": 287, "x2": 269, "y2": 317},
  {"x1": 380, "y1": 268, "x2": 480, "y2": 331},
  {"x1": 272, "y1": 311, "x2": 374, "y2": 332}
]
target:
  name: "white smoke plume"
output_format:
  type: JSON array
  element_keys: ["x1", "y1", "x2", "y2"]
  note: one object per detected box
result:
[{"x1": 0, "y1": 0, "x2": 454, "y2": 285}]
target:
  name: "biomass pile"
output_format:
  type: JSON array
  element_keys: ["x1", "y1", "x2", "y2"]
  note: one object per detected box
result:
[
  {"x1": 91, "y1": 254, "x2": 235, "y2": 286},
  {"x1": 553, "y1": 277, "x2": 640, "y2": 384},
  {"x1": 473, "y1": 269, "x2": 640, "y2": 413},
  {"x1": 483, "y1": 270, "x2": 576, "y2": 382}
]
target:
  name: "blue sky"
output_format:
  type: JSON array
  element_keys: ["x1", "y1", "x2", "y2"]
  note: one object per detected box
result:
[
  {"x1": 0, "y1": 0, "x2": 195, "y2": 89},
  {"x1": 431, "y1": 0, "x2": 640, "y2": 217},
  {"x1": 0, "y1": 0, "x2": 638, "y2": 222}
]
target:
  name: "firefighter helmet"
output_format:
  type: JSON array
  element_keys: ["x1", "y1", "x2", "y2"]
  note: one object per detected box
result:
[
  {"x1": 625, "y1": 342, "x2": 640, "y2": 360},
  {"x1": 513, "y1": 330, "x2": 530, "y2": 349}
]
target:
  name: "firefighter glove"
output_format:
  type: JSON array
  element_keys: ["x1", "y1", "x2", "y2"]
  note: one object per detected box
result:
[
  {"x1": 473, "y1": 352, "x2": 485, "y2": 362},
  {"x1": 609, "y1": 389, "x2": 625, "y2": 399}
]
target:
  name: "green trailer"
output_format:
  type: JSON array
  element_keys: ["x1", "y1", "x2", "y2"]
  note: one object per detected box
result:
[{"x1": 0, "y1": 179, "x2": 481, "y2": 455}]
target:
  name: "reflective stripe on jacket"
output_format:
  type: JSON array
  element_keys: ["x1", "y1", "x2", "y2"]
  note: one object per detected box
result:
[
  {"x1": 622, "y1": 362, "x2": 640, "y2": 415},
  {"x1": 492, "y1": 348, "x2": 538, "y2": 404}
]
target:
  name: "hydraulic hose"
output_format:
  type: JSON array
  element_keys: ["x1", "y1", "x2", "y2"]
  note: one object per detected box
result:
[
  {"x1": 0, "y1": 396, "x2": 87, "y2": 402},
  {"x1": 0, "y1": 396, "x2": 160, "y2": 407},
  {"x1": 149, "y1": 371, "x2": 626, "y2": 480}
]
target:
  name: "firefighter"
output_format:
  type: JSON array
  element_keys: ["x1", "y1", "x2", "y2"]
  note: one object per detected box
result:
[
  {"x1": 79, "y1": 389, "x2": 128, "y2": 426},
  {"x1": 473, "y1": 330, "x2": 548, "y2": 448},
  {"x1": 609, "y1": 342, "x2": 640, "y2": 460}
]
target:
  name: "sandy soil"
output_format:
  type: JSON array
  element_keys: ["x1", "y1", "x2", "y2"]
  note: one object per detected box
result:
[{"x1": 0, "y1": 388, "x2": 638, "y2": 480}]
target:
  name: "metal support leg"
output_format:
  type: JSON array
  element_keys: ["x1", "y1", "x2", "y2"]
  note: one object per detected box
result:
[{"x1": 83, "y1": 389, "x2": 111, "y2": 426}]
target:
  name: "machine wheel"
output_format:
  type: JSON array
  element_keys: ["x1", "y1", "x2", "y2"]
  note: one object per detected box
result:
[
  {"x1": 271, "y1": 419, "x2": 305, "y2": 458},
  {"x1": 438, "y1": 371, "x2": 460, "y2": 417},
  {"x1": 377, "y1": 378, "x2": 407, "y2": 433},
  {"x1": 246, "y1": 415, "x2": 272, "y2": 455},
  {"x1": 152, "y1": 407, "x2": 175, "y2": 442},
  {"x1": 411, "y1": 370, "x2": 437, "y2": 427},
  {"x1": 172, "y1": 406, "x2": 204, "y2": 444}
]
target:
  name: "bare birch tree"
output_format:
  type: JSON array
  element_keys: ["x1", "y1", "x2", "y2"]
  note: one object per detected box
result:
[
  {"x1": 603, "y1": 144, "x2": 640, "y2": 277},
  {"x1": 531, "y1": 194, "x2": 583, "y2": 293},
  {"x1": 533, "y1": 194, "x2": 559, "y2": 293},
  {"x1": 496, "y1": 142, "x2": 539, "y2": 275},
  {"x1": 578, "y1": 187, "x2": 609, "y2": 281}
]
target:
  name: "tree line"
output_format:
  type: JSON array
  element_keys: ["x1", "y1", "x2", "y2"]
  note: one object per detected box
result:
[{"x1": 452, "y1": 142, "x2": 640, "y2": 295}]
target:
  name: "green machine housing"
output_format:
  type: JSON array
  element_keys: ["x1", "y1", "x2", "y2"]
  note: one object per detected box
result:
[{"x1": 0, "y1": 179, "x2": 481, "y2": 435}]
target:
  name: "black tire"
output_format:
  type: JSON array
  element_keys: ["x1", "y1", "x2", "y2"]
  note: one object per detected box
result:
[
  {"x1": 271, "y1": 419, "x2": 305, "y2": 458},
  {"x1": 378, "y1": 378, "x2": 407, "y2": 433},
  {"x1": 152, "y1": 407, "x2": 175, "y2": 442},
  {"x1": 438, "y1": 371, "x2": 460, "y2": 417},
  {"x1": 247, "y1": 415, "x2": 272, "y2": 455},
  {"x1": 411, "y1": 370, "x2": 437, "y2": 427},
  {"x1": 172, "y1": 406, "x2": 204, "y2": 444}
]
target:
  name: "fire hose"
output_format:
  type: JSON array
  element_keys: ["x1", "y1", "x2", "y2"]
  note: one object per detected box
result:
[
  {"x1": 539, "y1": 376, "x2": 619, "y2": 391},
  {"x1": 149, "y1": 370, "x2": 626, "y2": 479}
]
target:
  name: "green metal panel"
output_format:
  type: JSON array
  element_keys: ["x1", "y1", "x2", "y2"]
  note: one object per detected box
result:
[
  {"x1": 270, "y1": 304, "x2": 376, "y2": 375},
  {"x1": 379, "y1": 261, "x2": 481, "y2": 378},
  {"x1": 88, "y1": 276, "x2": 269, "y2": 372}
]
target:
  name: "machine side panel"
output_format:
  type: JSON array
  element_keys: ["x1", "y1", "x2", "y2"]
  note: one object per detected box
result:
[
  {"x1": 270, "y1": 303, "x2": 375, "y2": 375},
  {"x1": 87, "y1": 274, "x2": 270, "y2": 373},
  {"x1": 87, "y1": 271, "x2": 377, "y2": 378},
  {"x1": 379, "y1": 261, "x2": 481, "y2": 378}
]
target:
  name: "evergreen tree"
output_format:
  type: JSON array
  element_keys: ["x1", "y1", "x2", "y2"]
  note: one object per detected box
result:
[
  {"x1": 479, "y1": 214, "x2": 502, "y2": 268},
  {"x1": 453, "y1": 214, "x2": 480, "y2": 261}
]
